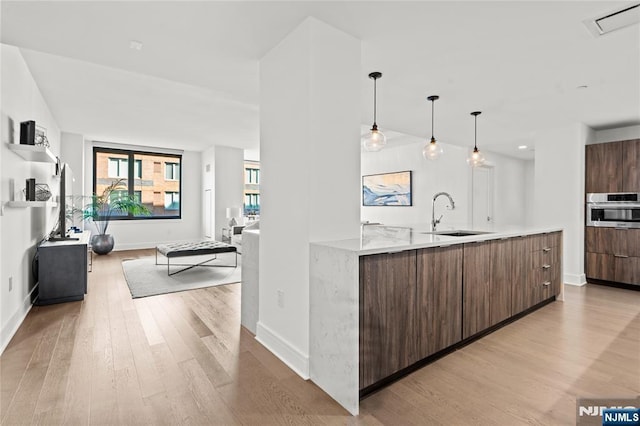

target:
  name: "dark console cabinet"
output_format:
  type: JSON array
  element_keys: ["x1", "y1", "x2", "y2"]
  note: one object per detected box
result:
[{"x1": 37, "y1": 235, "x2": 88, "y2": 305}]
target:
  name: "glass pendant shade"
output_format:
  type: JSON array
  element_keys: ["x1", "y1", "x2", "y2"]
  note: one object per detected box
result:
[
  {"x1": 424, "y1": 95, "x2": 442, "y2": 160},
  {"x1": 423, "y1": 137, "x2": 443, "y2": 160},
  {"x1": 362, "y1": 72, "x2": 386, "y2": 152},
  {"x1": 362, "y1": 125, "x2": 386, "y2": 152},
  {"x1": 467, "y1": 147, "x2": 485, "y2": 167},
  {"x1": 467, "y1": 111, "x2": 486, "y2": 167}
]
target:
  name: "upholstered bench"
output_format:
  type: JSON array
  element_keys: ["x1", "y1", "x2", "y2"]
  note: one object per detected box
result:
[{"x1": 155, "y1": 240, "x2": 238, "y2": 276}]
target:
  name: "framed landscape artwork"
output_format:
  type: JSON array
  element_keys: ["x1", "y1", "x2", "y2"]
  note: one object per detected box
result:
[{"x1": 362, "y1": 171, "x2": 412, "y2": 206}]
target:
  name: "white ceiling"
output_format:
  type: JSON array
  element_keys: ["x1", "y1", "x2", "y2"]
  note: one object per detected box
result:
[{"x1": 1, "y1": 1, "x2": 639, "y2": 159}]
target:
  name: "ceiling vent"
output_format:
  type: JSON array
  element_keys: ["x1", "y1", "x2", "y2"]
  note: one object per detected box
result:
[{"x1": 584, "y1": 3, "x2": 640, "y2": 37}]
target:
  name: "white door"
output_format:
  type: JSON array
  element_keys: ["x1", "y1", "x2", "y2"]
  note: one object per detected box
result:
[{"x1": 472, "y1": 166, "x2": 494, "y2": 229}]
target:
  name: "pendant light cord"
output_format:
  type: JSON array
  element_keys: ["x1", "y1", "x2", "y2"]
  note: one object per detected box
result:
[
  {"x1": 431, "y1": 99, "x2": 435, "y2": 139},
  {"x1": 474, "y1": 114, "x2": 478, "y2": 150},
  {"x1": 373, "y1": 77, "x2": 377, "y2": 127}
]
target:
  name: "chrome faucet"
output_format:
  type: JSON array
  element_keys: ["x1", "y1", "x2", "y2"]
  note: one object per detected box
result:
[{"x1": 432, "y1": 192, "x2": 455, "y2": 231}]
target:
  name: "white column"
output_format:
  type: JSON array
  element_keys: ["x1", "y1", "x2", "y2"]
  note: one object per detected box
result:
[
  {"x1": 258, "y1": 17, "x2": 361, "y2": 377},
  {"x1": 213, "y1": 145, "x2": 243, "y2": 241},
  {"x1": 533, "y1": 122, "x2": 594, "y2": 286}
]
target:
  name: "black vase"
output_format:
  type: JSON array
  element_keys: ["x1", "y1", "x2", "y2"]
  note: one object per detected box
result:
[{"x1": 91, "y1": 234, "x2": 114, "y2": 255}]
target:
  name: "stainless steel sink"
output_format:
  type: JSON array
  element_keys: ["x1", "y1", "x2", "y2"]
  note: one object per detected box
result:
[{"x1": 423, "y1": 230, "x2": 494, "y2": 237}]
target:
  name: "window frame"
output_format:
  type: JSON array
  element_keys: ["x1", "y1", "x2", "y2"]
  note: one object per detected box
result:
[{"x1": 93, "y1": 146, "x2": 182, "y2": 221}]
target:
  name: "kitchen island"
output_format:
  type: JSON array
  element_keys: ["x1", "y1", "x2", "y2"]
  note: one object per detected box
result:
[{"x1": 309, "y1": 225, "x2": 563, "y2": 415}]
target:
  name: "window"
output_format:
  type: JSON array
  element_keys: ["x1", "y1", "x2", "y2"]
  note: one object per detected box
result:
[
  {"x1": 165, "y1": 162, "x2": 179, "y2": 181},
  {"x1": 164, "y1": 192, "x2": 180, "y2": 210},
  {"x1": 244, "y1": 193, "x2": 260, "y2": 215},
  {"x1": 94, "y1": 147, "x2": 182, "y2": 220},
  {"x1": 108, "y1": 157, "x2": 128, "y2": 178},
  {"x1": 245, "y1": 168, "x2": 259, "y2": 184}
]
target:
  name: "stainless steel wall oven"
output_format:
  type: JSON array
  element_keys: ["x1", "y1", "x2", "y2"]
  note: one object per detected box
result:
[{"x1": 586, "y1": 193, "x2": 640, "y2": 228}]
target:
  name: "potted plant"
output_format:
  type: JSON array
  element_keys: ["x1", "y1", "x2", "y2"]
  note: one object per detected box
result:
[{"x1": 82, "y1": 179, "x2": 150, "y2": 255}]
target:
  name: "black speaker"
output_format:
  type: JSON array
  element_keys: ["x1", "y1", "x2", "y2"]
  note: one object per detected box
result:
[
  {"x1": 26, "y1": 178, "x2": 36, "y2": 201},
  {"x1": 20, "y1": 121, "x2": 36, "y2": 145}
]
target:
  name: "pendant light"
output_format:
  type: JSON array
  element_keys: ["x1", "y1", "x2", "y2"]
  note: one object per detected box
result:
[
  {"x1": 467, "y1": 111, "x2": 486, "y2": 167},
  {"x1": 423, "y1": 95, "x2": 443, "y2": 160},
  {"x1": 362, "y1": 72, "x2": 386, "y2": 152}
]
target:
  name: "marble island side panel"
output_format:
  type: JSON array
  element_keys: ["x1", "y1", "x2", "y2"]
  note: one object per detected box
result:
[{"x1": 309, "y1": 243, "x2": 360, "y2": 415}]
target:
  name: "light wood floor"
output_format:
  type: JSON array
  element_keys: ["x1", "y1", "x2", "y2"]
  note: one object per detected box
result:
[{"x1": 1, "y1": 249, "x2": 639, "y2": 425}]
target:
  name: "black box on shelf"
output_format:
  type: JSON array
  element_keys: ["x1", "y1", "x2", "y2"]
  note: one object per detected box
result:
[
  {"x1": 26, "y1": 178, "x2": 36, "y2": 201},
  {"x1": 20, "y1": 120, "x2": 36, "y2": 145}
]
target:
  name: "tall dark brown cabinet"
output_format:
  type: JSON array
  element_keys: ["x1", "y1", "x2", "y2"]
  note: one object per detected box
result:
[{"x1": 585, "y1": 139, "x2": 640, "y2": 287}]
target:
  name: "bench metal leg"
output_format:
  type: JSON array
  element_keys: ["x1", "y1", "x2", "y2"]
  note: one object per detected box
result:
[{"x1": 155, "y1": 247, "x2": 238, "y2": 276}]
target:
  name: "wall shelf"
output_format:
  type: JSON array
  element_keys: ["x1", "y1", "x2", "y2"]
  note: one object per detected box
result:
[
  {"x1": 5, "y1": 200, "x2": 57, "y2": 208},
  {"x1": 6, "y1": 143, "x2": 57, "y2": 163}
]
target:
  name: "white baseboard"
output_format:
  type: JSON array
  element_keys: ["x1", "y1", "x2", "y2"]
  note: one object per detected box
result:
[
  {"x1": 564, "y1": 272, "x2": 587, "y2": 286},
  {"x1": 0, "y1": 285, "x2": 36, "y2": 355},
  {"x1": 256, "y1": 321, "x2": 310, "y2": 379}
]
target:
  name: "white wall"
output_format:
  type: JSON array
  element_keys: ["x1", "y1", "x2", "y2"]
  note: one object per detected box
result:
[
  {"x1": 202, "y1": 146, "x2": 215, "y2": 237},
  {"x1": 361, "y1": 140, "x2": 528, "y2": 228},
  {"x1": 523, "y1": 159, "x2": 535, "y2": 226},
  {"x1": 0, "y1": 44, "x2": 61, "y2": 353},
  {"x1": 84, "y1": 141, "x2": 202, "y2": 250},
  {"x1": 259, "y1": 17, "x2": 361, "y2": 377},
  {"x1": 594, "y1": 125, "x2": 640, "y2": 143},
  {"x1": 533, "y1": 122, "x2": 591, "y2": 286},
  {"x1": 201, "y1": 145, "x2": 244, "y2": 241},
  {"x1": 213, "y1": 145, "x2": 244, "y2": 241},
  {"x1": 61, "y1": 132, "x2": 85, "y2": 229}
]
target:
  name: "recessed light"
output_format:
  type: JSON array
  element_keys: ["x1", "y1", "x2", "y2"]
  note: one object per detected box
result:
[
  {"x1": 129, "y1": 40, "x2": 143, "y2": 51},
  {"x1": 518, "y1": 145, "x2": 528, "y2": 150}
]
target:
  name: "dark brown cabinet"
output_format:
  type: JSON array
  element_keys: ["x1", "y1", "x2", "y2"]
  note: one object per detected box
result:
[
  {"x1": 360, "y1": 231, "x2": 563, "y2": 391},
  {"x1": 462, "y1": 241, "x2": 491, "y2": 339},
  {"x1": 417, "y1": 246, "x2": 462, "y2": 357},
  {"x1": 359, "y1": 251, "x2": 418, "y2": 389},
  {"x1": 622, "y1": 139, "x2": 640, "y2": 192},
  {"x1": 511, "y1": 236, "x2": 533, "y2": 315},
  {"x1": 529, "y1": 232, "x2": 562, "y2": 304},
  {"x1": 585, "y1": 142, "x2": 622, "y2": 193},
  {"x1": 465, "y1": 232, "x2": 562, "y2": 329},
  {"x1": 586, "y1": 140, "x2": 640, "y2": 193},
  {"x1": 490, "y1": 239, "x2": 513, "y2": 325},
  {"x1": 585, "y1": 227, "x2": 640, "y2": 285}
]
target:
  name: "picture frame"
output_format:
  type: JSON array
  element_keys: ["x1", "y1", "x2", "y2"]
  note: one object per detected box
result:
[{"x1": 362, "y1": 170, "x2": 412, "y2": 206}]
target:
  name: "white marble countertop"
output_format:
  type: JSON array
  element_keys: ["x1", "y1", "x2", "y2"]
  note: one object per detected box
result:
[{"x1": 310, "y1": 224, "x2": 563, "y2": 255}]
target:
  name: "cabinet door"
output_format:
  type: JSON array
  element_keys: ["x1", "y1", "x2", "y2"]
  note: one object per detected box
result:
[
  {"x1": 614, "y1": 228, "x2": 640, "y2": 258},
  {"x1": 511, "y1": 236, "x2": 531, "y2": 315},
  {"x1": 585, "y1": 227, "x2": 615, "y2": 254},
  {"x1": 359, "y1": 251, "x2": 418, "y2": 389},
  {"x1": 462, "y1": 242, "x2": 491, "y2": 339},
  {"x1": 614, "y1": 256, "x2": 640, "y2": 285},
  {"x1": 417, "y1": 246, "x2": 462, "y2": 358},
  {"x1": 38, "y1": 244, "x2": 87, "y2": 303},
  {"x1": 622, "y1": 139, "x2": 640, "y2": 192},
  {"x1": 586, "y1": 252, "x2": 615, "y2": 281},
  {"x1": 490, "y1": 239, "x2": 512, "y2": 326},
  {"x1": 585, "y1": 142, "x2": 622, "y2": 193}
]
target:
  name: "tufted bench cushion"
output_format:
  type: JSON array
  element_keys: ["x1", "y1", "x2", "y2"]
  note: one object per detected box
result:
[{"x1": 157, "y1": 240, "x2": 237, "y2": 258}]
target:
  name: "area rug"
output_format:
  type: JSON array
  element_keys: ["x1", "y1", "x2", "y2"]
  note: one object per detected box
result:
[{"x1": 122, "y1": 252, "x2": 241, "y2": 298}]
